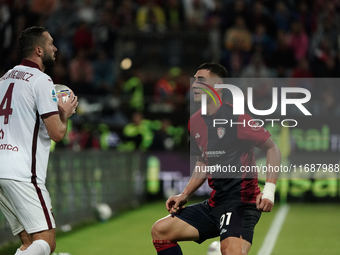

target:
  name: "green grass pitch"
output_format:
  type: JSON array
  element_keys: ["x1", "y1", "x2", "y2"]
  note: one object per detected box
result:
[{"x1": 1, "y1": 201, "x2": 339, "y2": 255}]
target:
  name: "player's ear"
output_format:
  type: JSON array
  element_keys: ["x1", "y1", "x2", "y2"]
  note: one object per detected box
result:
[{"x1": 35, "y1": 46, "x2": 43, "y2": 56}]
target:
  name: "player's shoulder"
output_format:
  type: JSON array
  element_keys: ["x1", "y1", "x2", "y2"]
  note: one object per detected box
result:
[
  {"x1": 33, "y1": 72, "x2": 54, "y2": 87},
  {"x1": 190, "y1": 109, "x2": 202, "y2": 121}
]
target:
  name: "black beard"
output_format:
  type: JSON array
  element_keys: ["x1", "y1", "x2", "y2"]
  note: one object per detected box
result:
[{"x1": 42, "y1": 55, "x2": 55, "y2": 69}]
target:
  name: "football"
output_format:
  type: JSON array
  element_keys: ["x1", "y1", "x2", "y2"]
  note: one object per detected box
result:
[
  {"x1": 54, "y1": 84, "x2": 74, "y2": 103},
  {"x1": 94, "y1": 203, "x2": 112, "y2": 222},
  {"x1": 207, "y1": 241, "x2": 221, "y2": 255}
]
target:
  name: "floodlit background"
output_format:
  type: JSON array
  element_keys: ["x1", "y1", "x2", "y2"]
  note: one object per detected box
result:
[{"x1": 1, "y1": 0, "x2": 340, "y2": 254}]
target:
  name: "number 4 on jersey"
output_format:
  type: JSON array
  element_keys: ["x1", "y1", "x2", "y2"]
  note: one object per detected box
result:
[{"x1": 0, "y1": 82, "x2": 14, "y2": 124}]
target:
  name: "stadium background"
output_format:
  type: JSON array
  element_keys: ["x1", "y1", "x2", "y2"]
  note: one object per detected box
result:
[{"x1": 1, "y1": 0, "x2": 340, "y2": 254}]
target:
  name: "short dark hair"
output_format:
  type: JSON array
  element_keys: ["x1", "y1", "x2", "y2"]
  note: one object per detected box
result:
[
  {"x1": 197, "y1": 63, "x2": 229, "y2": 78},
  {"x1": 18, "y1": 26, "x2": 49, "y2": 58}
]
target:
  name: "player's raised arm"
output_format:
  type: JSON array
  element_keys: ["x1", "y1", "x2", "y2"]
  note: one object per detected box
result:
[
  {"x1": 43, "y1": 91, "x2": 78, "y2": 142},
  {"x1": 256, "y1": 137, "x2": 281, "y2": 212},
  {"x1": 166, "y1": 157, "x2": 207, "y2": 214}
]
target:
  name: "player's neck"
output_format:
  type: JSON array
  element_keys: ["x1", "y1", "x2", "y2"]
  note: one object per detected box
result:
[
  {"x1": 206, "y1": 100, "x2": 222, "y2": 116},
  {"x1": 24, "y1": 57, "x2": 44, "y2": 72}
]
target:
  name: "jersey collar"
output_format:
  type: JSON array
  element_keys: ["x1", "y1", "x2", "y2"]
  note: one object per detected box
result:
[{"x1": 20, "y1": 59, "x2": 41, "y2": 71}]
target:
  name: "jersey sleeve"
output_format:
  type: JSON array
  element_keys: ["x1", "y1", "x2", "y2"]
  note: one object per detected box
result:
[
  {"x1": 237, "y1": 114, "x2": 271, "y2": 147},
  {"x1": 33, "y1": 75, "x2": 59, "y2": 118},
  {"x1": 188, "y1": 120, "x2": 201, "y2": 156}
]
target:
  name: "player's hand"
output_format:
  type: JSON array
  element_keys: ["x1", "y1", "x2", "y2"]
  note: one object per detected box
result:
[
  {"x1": 256, "y1": 192, "x2": 274, "y2": 212},
  {"x1": 58, "y1": 91, "x2": 78, "y2": 118},
  {"x1": 166, "y1": 193, "x2": 188, "y2": 215}
]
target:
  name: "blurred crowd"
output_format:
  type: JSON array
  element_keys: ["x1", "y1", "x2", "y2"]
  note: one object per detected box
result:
[{"x1": 1, "y1": 0, "x2": 340, "y2": 151}]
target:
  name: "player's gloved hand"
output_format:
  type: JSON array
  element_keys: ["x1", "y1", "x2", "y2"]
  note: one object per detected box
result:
[
  {"x1": 166, "y1": 193, "x2": 189, "y2": 215},
  {"x1": 256, "y1": 182, "x2": 276, "y2": 212}
]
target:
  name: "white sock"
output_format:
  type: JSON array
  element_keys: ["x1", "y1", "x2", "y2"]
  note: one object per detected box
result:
[{"x1": 20, "y1": 240, "x2": 51, "y2": 255}]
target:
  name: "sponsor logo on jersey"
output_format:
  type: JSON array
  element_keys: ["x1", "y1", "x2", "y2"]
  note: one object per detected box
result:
[
  {"x1": 205, "y1": 150, "x2": 226, "y2": 157},
  {"x1": 51, "y1": 89, "x2": 57, "y2": 102},
  {"x1": 0, "y1": 144, "x2": 19, "y2": 151},
  {"x1": 248, "y1": 120, "x2": 261, "y2": 131},
  {"x1": 217, "y1": 127, "x2": 225, "y2": 138},
  {"x1": 195, "y1": 133, "x2": 200, "y2": 138},
  {"x1": 220, "y1": 229, "x2": 227, "y2": 235}
]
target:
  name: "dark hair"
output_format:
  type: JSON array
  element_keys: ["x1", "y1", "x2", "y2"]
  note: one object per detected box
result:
[
  {"x1": 18, "y1": 26, "x2": 49, "y2": 58},
  {"x1": 197, "y1": 63, "x2": 229, "y2": 78}
]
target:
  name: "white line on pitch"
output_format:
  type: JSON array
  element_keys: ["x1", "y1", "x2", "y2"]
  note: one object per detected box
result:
[{"x1": 257, "y1": 204, "x2": 290, "y2": 255}]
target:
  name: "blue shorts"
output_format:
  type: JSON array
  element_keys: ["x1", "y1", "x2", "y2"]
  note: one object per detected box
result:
[{"x1": 173, "y1": 200, "x2": 261, "y2": 244}]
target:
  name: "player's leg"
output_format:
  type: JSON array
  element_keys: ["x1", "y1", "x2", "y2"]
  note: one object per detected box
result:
[
  {"x1": 0, "y1": 183, "x2": 30, "y2": 254},
  {"x1": 17, "y1": 229, "x2": 55, "y2": 255},
  {"x1": 220, "y1": 236, "x2": 251, "y2": 255},
  {"x1": 17, "y1": 230, "x2": 33, "y2": 252},
  {"x1": 152, "y1": 215, "x2": 199, "y2": 255},
  {"x1": 0, "y1": 180, "x2": 56, "y2": 254},
  {"x1": 151, "y1": 200, "x2": 219, "y2": 255},
  {"x1": 215, "y1": 206, "x2": 261, "y2": 255}
]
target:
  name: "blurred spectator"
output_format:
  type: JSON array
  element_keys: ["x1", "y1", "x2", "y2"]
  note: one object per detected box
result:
[
  {"x1": 310, "y1": 16, "x2": 339, "y2": 60},
  {"x1": 224, "y1": 0, "x2": 251, "y2": 30},
  {"x1": 77, "y1": 0, "x2": 96, "y2": 24},
  {"x1": 153, "y1": 71, "x2": 175, "y2": 105},
  {"x1": 207, "y1": 14, "x2": 222, "y2": 63},
  {"x1": 78, "y1": 123, "x2": 101, "y2": 150},
  {"x1": 51, "y1": 52, "x2": 70, "y2": 85},
  {"x1": 136, "y1": 0, "x2": 166, "y2": 32},
  {"x1": 150, "y1": 118, "x2": 184, "y2": 151},
  {"x1": 294, "y1": 1, "x2": 315, "y2": 36},
  {"x1": 123, "y1": 70, "x2": 144, "y2": 111},
  {"x1": 270, "y1": 30, "x2": 296, "y2": 69},
  {"x1": 224, "y1": 16, "x2": 252, "y2": 52},
  {"x1": 29, "y1": 0, "x2": 56, "y2": 26},
  {"x1": 163, "y1": 0, "x2": 185, "y2": 31},
  {"x1": 184, "y1": 0, "x2": 209, "y2": 30},
  {"x1": 252, "y1": 23, "x2": 275, "y2": 60},
  {"x1": 116, "y1": 0, "x2": 137, "y2": 30},
  {"x1": 151, "y1": 118, "x2": 174, "y2": 151},
  {"x1": 274, "y1": 1, "x2": 292, "y2": 32},
  {"x1": 249, "y1": 1, "x2": 276, "y2": 38},
  {"x1": 92, "y1": 10, "x2": 117, "y2": 58},
  {"x1": 45, "y1": 0, "x2": 77, "y2": 59},
  {"x1": 119, "y1": 112, "x2": 158, "y2": 151},
  {"x1": 317, "y1": 0, "x2": 340, "y2": 32},
  {"x1": 97, "y1": 123, "x2": 121, "y2": 150},
  {"x1": 311, "y1": 38, "x2": 338, "y2": 77},
  {"x1": 99, "y1": 0, "x2": 115, "y2": 14},
  {"x1": 73, "y1": 21, "x2": 95, "y2": 52},
  {"x1": 92, "y1": 48, "x2": 115, "y2": 94},
  {"x1": 241, "y1": 52, "x2": 271, "y2": 78},
  {"x1": 69, "y1": 49, "x2": 94, "y2": 94},
  {"x1": 287, "y1": 21, "x2": 309, "y2": 61},
  {"x1": 291, "y1": 58, "x2": 314, "y2": 78},
  {"x1": 0, "y1": 1, "x2": 12, "y2": 73}
]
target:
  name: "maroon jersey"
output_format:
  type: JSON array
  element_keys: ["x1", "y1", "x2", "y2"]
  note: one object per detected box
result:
[{"x1": 189, "y1": 103, "x2": 271, "y2": 207}]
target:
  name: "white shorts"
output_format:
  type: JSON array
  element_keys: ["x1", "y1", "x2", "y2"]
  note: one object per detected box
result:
[{"x1": 0, "y1": 179, "x2": 56, "y2": 235}]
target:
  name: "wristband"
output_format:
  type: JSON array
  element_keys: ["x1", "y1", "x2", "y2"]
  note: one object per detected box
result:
[{"x1": 262, "y1": 182, "x2": 276, "y2": 203}]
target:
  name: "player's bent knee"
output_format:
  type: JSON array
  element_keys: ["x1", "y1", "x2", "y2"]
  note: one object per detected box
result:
[{"x1": 151, "y1": 219, "x2": 169, "y2": 240}]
